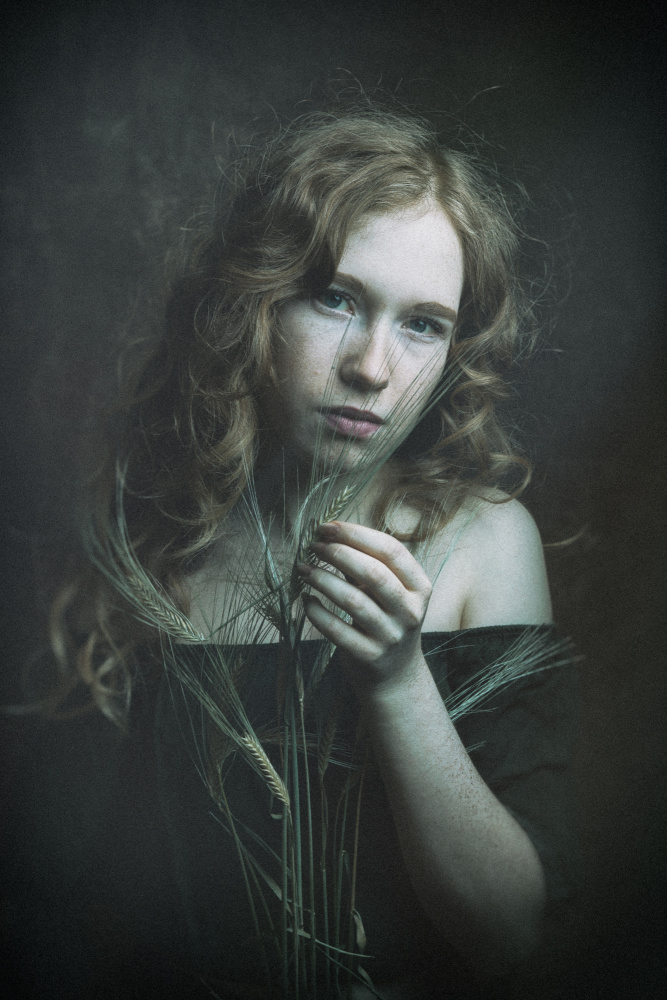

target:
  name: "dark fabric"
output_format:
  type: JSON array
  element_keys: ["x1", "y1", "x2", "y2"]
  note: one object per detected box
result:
[
  {"x1": 423, "y1": 627, "x2": 582, "y2": 906},
  {"x1": 0, "y1": 626, "x2": 581, "y2": 998}
]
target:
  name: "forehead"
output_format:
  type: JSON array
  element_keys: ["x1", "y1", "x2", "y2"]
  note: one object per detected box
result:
[{"x1": 339, "y1": 201, "x2": 464, "y2": 305}]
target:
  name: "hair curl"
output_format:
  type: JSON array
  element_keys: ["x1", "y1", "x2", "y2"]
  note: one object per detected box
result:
[{"x1": 46, "y1": 105, "x2": 537, "y2": 726}]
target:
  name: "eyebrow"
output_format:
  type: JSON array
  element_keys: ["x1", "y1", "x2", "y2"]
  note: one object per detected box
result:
[{"x1": 333, "y1": 272, "x2": 458, "y2": 324}]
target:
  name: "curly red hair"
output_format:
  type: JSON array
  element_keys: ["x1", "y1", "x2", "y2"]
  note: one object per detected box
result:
[{"x1": 47, "y1": 106, "x2": 536, "y2": 726}]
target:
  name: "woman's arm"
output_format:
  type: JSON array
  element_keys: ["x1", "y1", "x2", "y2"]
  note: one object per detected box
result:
[{"x1": 298, "y1": 504, "x2": 553, "y2": 978}]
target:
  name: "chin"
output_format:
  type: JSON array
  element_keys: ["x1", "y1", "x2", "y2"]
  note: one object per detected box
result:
[{"x1": 310, "y1": 439, "x2": 374, "y2": 474}]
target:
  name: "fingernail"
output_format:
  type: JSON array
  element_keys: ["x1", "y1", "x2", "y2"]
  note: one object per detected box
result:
[
  {"x1": 310, "y1": 540, "x2": 326, "y2": 555},
  {"x1": 296, "y1": 562, "x2": 312, "y2": 577},
  {"x1": 316, "y1": 521, "x2": 340, "y2": 541}
]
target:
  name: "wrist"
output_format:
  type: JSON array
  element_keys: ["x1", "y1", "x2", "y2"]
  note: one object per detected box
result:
[{"x1": 349, "y1": 648, "x2": 431, "y2": 708}]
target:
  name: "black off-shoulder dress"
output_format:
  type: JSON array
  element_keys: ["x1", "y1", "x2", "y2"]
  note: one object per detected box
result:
[{"x1": 1, "y1": 625, "x2": 582, "y2": 999}]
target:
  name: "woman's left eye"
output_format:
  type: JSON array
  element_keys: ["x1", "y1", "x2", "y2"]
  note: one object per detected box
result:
[
  {"x1": 317, "y1": 288, "x2": 351, "y2": 312},
  {"x1": 406, "y1": 316, "x2": 444, "y2": 339}
]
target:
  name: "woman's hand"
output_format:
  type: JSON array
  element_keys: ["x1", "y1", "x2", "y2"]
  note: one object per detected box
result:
[
  {"x1": 297, "y1": 520, "x2": 432, "y2": 693},
  {"x1": 298, "y1": 517, "x2": 548, "y2": 976}
]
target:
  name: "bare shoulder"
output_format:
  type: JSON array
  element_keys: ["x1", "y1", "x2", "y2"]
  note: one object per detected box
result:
[
  {"x1": 424, "y1": 497, "x2": 553, "y2": 631},
  {"x1": 462, "y1": 495, "x2": 546, "y2": 562}
]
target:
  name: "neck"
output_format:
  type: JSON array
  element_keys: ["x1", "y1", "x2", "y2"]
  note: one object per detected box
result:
[{"x1": 251, "y1": 450, "x2": 393, "y2": 535}]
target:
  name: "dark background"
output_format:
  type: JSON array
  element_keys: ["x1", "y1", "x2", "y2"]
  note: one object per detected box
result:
[{"x1": 1, "y1": 0, "x2": 665, "y2": 996}]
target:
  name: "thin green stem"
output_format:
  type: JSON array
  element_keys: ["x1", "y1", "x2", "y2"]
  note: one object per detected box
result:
[
  {"x1": 288, "y1": 688, "x2": 303, "y2": 997},
  {"x1": 217, "y1": 784, "x2": 270, "y2": 985},
  {"x1": 347, "y1": 746, "x2": 369, "y2": 973},
  {"x1": 281, "y1": 714, "x2": 290, "y2": 1000}
]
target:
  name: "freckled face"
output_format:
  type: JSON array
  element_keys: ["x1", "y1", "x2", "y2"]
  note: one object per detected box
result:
[{"x1": 271, "y1": 200, "x2": 464, "y2": 471}]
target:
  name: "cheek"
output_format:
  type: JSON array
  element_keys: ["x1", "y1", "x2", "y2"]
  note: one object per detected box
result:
[
  {"x1": 273, "y1": 347, "x2": 325, "y2": 413},
  {"x1": 277, "y1": 340, "x2": 332, "y2": 390},
  {"x1": 275, "y1": 309, "x2": 327, "y2": 381},
  {"x1": 403, "y1": 349, "x2": 449, "y2": 402}
]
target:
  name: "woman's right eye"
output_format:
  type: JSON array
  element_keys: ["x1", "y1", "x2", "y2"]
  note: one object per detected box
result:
[{"x1": 316, "y1": 288, "x2": 352, "y2": 312}]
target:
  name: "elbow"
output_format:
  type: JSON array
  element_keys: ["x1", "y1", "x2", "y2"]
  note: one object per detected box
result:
[
  {"x1": 416, "y1": 834, "x2": 548, "y2": 980},
  {"x1": 473, "y1": 842, "x2": 548, "y2": 979},
  {"x1": 425, "y1": 875, "x2": 546, "y2": 982},
  {"x1": 463, "y1": 889, "x2": 546, "y2": 981},
  {"x1": 481, "y1": 906, "x2": 544, "y2": 979}
]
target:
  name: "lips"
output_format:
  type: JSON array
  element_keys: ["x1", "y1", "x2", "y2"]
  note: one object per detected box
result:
[{"x1": 321, "y1": 406, "x2": 384, "y2": 438}]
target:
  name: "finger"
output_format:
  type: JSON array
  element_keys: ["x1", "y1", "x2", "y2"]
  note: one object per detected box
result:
[
  {"x1": 309, "y1": 542, "x2": 412, "y2": 622},
  {"x1": 315, "y1": 521, "x2": 432, "y2": 594},
  {"x1": 297, "y1": 563, "x2": 403, "y2": 643},
  {"x1": 302, "y1": 594, "x2": 382, "y2": 662}
]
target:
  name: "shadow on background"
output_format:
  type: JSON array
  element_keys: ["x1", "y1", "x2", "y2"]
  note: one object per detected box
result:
[{"x1": 1, "y1": 1, "x2": 665, "y2": 996}]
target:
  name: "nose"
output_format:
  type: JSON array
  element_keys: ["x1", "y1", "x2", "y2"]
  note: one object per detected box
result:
[{"x1": 338, "y1": 321, "x2": 392, "y2": 393}]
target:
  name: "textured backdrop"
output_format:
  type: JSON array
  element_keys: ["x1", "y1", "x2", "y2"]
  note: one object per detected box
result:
[{"x1": 1, "y1": 1, "x2": 665, "y2": 995}]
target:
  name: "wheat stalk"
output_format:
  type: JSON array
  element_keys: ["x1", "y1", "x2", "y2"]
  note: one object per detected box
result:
[
  {"x1": 239, "y1": 733, "x2": 291, "y2": 808},
  {"x1": 99, "y1": 332, "x2": 560, "y2": 996},
  {"x1": 226, "y1": 653, "x2": 247, "y2": 694},
  {"x1": 291, "y1": 483, "x2": 356, "y2": 600},
  {"x1": 126, "y1": 572, "x2": 206, "y2": 642},
  {"x1": 258, "y1": 595, "x2": 284, "y2": 632},
  {"x1": 297, "y1": 483, "x2": 356, "y2": 563},
  {"x1": 318, "y1": 706, "x2": 339, "y2": 780},
  {"x1": 205, "y1": 729, "x2": 235, "y2": 808}
]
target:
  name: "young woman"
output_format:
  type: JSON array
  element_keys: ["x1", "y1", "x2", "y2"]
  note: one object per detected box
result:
[{"x1": 2, "y1": 108, "x2": 580, "y2": 999}]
